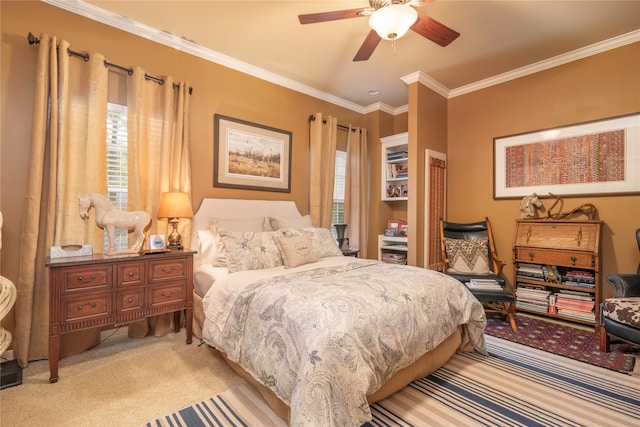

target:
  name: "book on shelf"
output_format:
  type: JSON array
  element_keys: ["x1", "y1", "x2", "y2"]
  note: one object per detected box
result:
[
  {"x1": 466, "y1": 279, "x2": 502, "y2": 290},
  {"x1": 387, "y1": 151, "x2": 408, "y2": 161}
]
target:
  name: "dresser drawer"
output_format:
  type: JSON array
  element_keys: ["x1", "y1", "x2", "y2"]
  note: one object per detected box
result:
[
  {"x1": 150, "y1": 284, "x2": 185, "y2": 307},
  {"x1": 148, "y1": 258, "x2": 186, "y2": 282},
  {"x1": 515, "y1": 247, "x2": 595, "y2": 269},
  {"x1": 117, "y1": 261, "x2": 145, "y2": 287},
  {"x1": 515, "y1": 222, "x2": 598, "y2": 251},
  {"x1": 117, "y1": 289, "x2": 144, "y2": 313},
  {"x1": 62, "y1": 265, "x2": 112, "y2": 293},
  {"x1": 61, "y1": 294, "x2": 111, "y2": 323}
]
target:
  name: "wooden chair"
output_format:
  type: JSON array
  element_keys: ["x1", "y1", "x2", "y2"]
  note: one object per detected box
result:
[{"x1": 439, "y1": 217, "x2": 517, "y2": 331}]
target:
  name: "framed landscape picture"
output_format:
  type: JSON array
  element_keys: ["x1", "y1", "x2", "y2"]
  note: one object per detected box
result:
[
  {"x1": 214, "y1": 114, "x2": 292, "y2": 192},
  {"x1": 493, "y1": 113, "x2": 640, "y2": 199}
]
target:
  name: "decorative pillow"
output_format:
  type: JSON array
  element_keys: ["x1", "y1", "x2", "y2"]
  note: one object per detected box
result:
[
  {"x1": 307, "y1": 227, "x2": 343, "y2": 258},
  {"x1": 275, "y1": 231, "x2": 318, "y2": 268},
  {"x1": 444, "y1": 237, "x2": 491, "y2": 274},
  {"x1": 208, "y1": 217, "x2": 268, "y2": 265},
  {"x1": 269, "y1": 215, "x2": 313, "y2": 230},
  {"x1": 217, "y1": 231, "x2": 283, "y2": 273}
]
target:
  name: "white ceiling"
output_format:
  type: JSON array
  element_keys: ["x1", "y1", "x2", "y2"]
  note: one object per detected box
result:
[{"x1": 49, "y1": 1, "x2": 640, "y2": 114}]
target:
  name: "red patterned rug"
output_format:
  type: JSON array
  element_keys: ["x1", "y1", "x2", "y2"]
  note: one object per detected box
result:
[{"x1": 484, "y1": 314, "x2": 639, "y2": 374}]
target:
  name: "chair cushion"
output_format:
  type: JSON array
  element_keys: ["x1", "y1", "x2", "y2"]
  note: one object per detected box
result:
[
  {"x1": 444, "y1": 237, "x2": 491, "y2": 274},
  {"x1": 602, "y1": 297, "x2": 640, "y2": 329}
]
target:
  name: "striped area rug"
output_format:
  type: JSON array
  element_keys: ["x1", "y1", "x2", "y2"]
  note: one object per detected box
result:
[{"x1": 145, "y1": 335, "x2": 640, "y2": 426}]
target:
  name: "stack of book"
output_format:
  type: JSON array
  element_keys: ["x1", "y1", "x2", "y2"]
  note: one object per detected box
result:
[
  {"x1": 516, "y1": 284, "x2": 551, "y2": 313},
  {"x1": 381, "y1": 252, "x2": 407, "y2": 265},
  {"x1": 562, "y1": 270, "x2": 596, "y2": 289},
  {"x1": 554, "y1": 290, "x2": 595, "y2": 322},
  {"x1": 465, "y1": 279, "x2": 502, "y2": 290},
  {"x1": 387, "y1": 151, "x2": 408, "y2": 161},
  {"x1": 516, "y1": 263, "x2": 545, "y2": 281},
  {"x1": 386, "y1": 164, "x2": 408, "y2": 179}
]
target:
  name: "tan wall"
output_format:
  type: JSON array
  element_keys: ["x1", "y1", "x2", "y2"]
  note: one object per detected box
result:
[{"x1": 447, "y1": 43, "x2": 640, "y2": 298}]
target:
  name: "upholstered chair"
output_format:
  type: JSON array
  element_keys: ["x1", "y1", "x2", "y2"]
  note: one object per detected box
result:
[{"x1": 599, "y1": 273, "x2": 640, "y2": 352}]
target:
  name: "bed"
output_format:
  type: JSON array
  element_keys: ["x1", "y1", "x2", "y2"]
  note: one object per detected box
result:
[{"x1": 190, "y1": 198, "x2": 486, "y2": 427}]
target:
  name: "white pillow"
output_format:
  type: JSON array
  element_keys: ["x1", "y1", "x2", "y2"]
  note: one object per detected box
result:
[
  {"x1": 217, "y1": 231, "x2": 283, "y2": 273},
  {"x1": 196, "y1": 229, "x2": 218, "y2": 266},
  {"x1": 269, "y1": 215, "x2": 313, "y2": 230},
  {"x1": 210, "y1": 217, "x2": 266, "y2": 234},
  {"x1": 274, "y1": 230, "x2": 319, "y2": 268}
]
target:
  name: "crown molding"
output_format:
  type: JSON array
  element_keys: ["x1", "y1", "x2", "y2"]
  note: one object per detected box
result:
[
  {"x1": 448, "y1": 29, "x2": 640, "y2": 98},
  {"x1": 42, "y1": 1, "x2": 640, "y2": 115}
]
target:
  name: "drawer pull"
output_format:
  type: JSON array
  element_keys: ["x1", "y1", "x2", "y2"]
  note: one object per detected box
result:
[
  {"x1": 529, "y1": 252, "x2": 535, "y2": 261},
  {"x1": 571, "y1": 256, "x2": 577, "y2": 266},
  {"x1": 576, "y1": 228, "x2": 582, "y2": 246},
  {"x1": 127, "y1": 298, "x2": 133, "y2": 303},
  {"x1": 161, "y1": 290, "x2": 176, "y2": 297},
  {"x1": 161, "y1": 266, "x2": 177, "y2": 273},
  {"x1": 128, "y1": 272, "x2": 134, "y2": 277},
  {"x1": 526, "y1": 227, "x2": 531, "y2": 244},
  {"x1": 77, "y1": 302, "x2": 97, "y2": 310},
  {"x1": 78, "y1": 274, "x2": 97, "y2": 282}
]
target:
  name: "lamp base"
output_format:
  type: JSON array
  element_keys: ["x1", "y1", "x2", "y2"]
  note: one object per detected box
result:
[
  {"x1": 167, "y1": 218, "x2": 183, "y2": 250},
  {"x1": 166, "y1": 243, "x2": 183, "y2": 250}
]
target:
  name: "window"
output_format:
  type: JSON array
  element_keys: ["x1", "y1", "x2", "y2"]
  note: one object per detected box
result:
[
  {"x1": 105, "y1": 102, "x2": 128, "y2": 251},
  {"x1": 331, "y1": 150, "x2": 347, "y2": 238}
]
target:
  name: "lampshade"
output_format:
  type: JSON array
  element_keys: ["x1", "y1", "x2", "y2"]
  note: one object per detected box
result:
[
  {"x1": 369, "y1": 4, "x2": 418, "y2": 41},
  {"x1": 157, "y1": 192, "x2": 193, "y2": 219}
]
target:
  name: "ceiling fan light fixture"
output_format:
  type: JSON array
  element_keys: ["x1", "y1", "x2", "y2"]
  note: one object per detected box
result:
[{"x1": 369, "y1": 4, "x2": 418, "y2": 40}]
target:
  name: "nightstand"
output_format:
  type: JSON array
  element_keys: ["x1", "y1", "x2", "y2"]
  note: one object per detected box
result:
[
  {"x1": 46, "y1": 250, "x2": 195, "y2": 382},
  {"x1": 342, "y1": 249, "x2": 359, "y2": 257}
]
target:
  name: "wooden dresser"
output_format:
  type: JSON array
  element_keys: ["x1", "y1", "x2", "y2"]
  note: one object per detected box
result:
[
  {"x1": 46, "y1": 250, "x2": 195, "y2": 382},
  {"x1": 513, "y1": 220, "x2": 602, "y2": 328}
]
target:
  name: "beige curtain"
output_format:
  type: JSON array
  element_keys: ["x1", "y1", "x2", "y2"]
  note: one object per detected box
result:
[
  {"x1": 126, "y1": 67, "x2": 192, "y2": 338},
  {"x1": 309, "y1": 113, "x2": 337, "y2": 228},
  {"x1": 15, "y1": 35, "x2": 108, "y2": 366},
  {"x1": 344, "y1": 126, "x2": 369, "y2": 258}
]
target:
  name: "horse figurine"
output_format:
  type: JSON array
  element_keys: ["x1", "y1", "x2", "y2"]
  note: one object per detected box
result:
[
  {"x1": 519, "y1": 193, "x2": 544, "y2": 219},
  {"x1": 78, "y1": 193, "x2": 151, "y2": 255}
]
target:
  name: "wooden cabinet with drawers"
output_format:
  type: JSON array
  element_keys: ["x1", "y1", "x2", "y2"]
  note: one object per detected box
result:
[
  {"x1": 513, "y1": 220, "x2": 602, "y2": 328},
  {"x1": 46, "y1": 250, "x2": 195, "y2": 382}
]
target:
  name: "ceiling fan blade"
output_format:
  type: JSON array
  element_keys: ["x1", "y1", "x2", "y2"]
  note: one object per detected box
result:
[
  {"x1": 298, "y1": 8, "x2": 367, "y2": 24},
  {"x1": 353, "y1": 30, "x2": 382, "y2": 62},
  {"x1": 411, "y1": 11, "x2": 460, "y2": 47}
]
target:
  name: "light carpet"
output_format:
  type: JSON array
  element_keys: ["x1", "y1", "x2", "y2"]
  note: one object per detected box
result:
[{"x1": 146, "y1": 335, "x2": 640, "y2": 427}]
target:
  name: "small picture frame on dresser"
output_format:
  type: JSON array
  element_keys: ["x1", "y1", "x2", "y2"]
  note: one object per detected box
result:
[{"x1": 148, "y1": 234, "x2": 166, "y2": 250}]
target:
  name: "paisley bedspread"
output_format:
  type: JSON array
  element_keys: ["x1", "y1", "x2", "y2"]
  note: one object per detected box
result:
[{"x1": 202, "y1": 258, "x2": 486, "y2": 426}]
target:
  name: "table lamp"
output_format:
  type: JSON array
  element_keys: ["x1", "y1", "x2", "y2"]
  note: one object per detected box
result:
[{"x1": 157, "y1": 192, "x2": 193, "y2": 250}]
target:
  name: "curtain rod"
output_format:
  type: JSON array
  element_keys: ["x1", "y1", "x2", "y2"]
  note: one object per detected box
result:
[
  {"x1": 27, "y1": 32, "x2": 193, "y2": 94},
  {"x1": 308, "y1": 114, "x2": 358, "y2": 132}
]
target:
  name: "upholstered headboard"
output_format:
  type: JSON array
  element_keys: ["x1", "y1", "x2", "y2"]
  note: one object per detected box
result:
[{"x1": 189, "y1": 198, "x2": 302, "y2": 252}]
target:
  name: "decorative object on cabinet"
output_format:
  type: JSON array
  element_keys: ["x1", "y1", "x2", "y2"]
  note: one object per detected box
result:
[
  {"x1": 519, "y1": 193, "x2": 544, "y2": 219},
  {"x1": 545, "y1": 193, "x2": 598, "y2": 220},
  {"x1": 157, "y1": 192, "x2": 193, "y2": 250},
  {"x1": 214, "y1": 114, "x2": 292, "y2": 193},
  {"x1": 381, "y1": 132, "x2": 408, "y2": 201},
  {"x1": 493, "y1": 112, "x2": 640, "y2": 199},
  {"x1": 440, "y1": 218, "x2": 516, "y2": 331},
  {"x1": 513, "y1": 219, "x2": 602, "y2": 328},
  {"x1": 45, "y1": 250, "x2": 195, "y2": 382},
  {"x1": 599, "y1": 273, "x2": 640, "y2": 353},
  {"x1": 78, "y1": 193, "x2": 152, "y2": 256}
]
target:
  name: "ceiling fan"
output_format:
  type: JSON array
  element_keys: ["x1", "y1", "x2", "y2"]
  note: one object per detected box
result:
[{"x1": 298, "y1": 0, "x2": 459, "y2": 61}]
